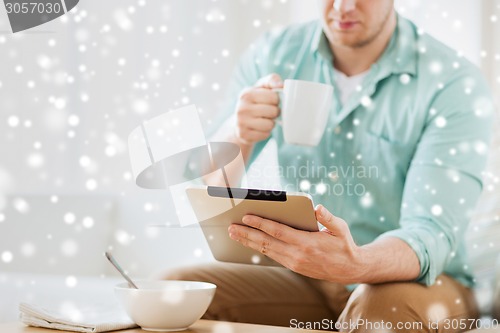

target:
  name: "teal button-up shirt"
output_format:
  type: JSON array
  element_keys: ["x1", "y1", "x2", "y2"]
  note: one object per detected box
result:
[{"x1": 214, "y1": 15, "x2": 494, "y2": 287}]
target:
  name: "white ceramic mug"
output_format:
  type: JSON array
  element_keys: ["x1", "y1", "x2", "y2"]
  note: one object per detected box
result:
[{"x1": 274, "y1": 79, "x2": 333, "y2": 146}]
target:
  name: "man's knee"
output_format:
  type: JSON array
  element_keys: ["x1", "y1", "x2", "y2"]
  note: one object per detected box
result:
[
  {"x1": 338, "y1": 283, "x2": 430, "y2": 333},
  {"x1": 337, "y1": 278, "x2": 477, "y2": 333}
]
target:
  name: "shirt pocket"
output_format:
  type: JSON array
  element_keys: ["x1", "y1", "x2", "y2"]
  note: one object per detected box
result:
[
  {"x1": 359, "y1": 131, "x2": 415, "y2": 182},
  {"x1": 364, "y1": 101, "x2": 422, "y2": 146}
]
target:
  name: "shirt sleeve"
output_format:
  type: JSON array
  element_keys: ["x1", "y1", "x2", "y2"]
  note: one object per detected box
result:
[{"x1": 378, "y1": 70, "x2": 495, "y2": 286}]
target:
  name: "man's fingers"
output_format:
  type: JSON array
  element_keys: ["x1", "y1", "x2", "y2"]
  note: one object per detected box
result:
[
  {"x1": 240, "y1": 215, "x2": 303, "y2": 245},
  {"x1": 255, "y1": 73, "x2": 284, "y2": 89},
  {"x1": 240, "y1": 88, "x2": 280, "y2": 106},
  {"x1": 232, "y1": 235, "x2": 287, "y2": 265},
  {"x1": 315, "y1": 205, "x2": 348, "y2": 237},
  {"x1": 236, "y1": 128, "x2": 270, "y2": 143},
  {"x1": 228, "y1": 226, "x2": 298, "y2": 271},
  {"x1": 228, "y1": 224, "x2": 288, "y2": 255},
  {"x1": 239, "y1": 103, "x2": 280, "y2": 119},
  {"x1": 239, "y1": 116, "x2": 275, "y2": 132}
]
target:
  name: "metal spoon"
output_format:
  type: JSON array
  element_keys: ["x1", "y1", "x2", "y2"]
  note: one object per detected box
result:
[{"x1": 105, "y1": 251, "x2": 139, "y2": 289}]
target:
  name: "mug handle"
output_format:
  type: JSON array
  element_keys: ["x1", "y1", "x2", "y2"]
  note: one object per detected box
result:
[{"x1": 272, "y1": 88, "x2": 283, "y2": 126}]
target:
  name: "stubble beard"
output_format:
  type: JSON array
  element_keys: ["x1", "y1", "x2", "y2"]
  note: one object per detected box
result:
[{"x1": 334, "y1": 7, "x2": 394, "y2": 49}]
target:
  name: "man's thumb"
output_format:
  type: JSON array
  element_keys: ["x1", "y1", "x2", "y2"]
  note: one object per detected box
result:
[{"x1": 315, "y1": 204, "x2": 346, "y2": 236}]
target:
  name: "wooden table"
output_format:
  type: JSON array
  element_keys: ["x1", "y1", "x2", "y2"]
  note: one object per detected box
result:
[
  {"x1": 3, "y1": 321, "x2": 500, "y2": 333},
  {"x1": 0, "y1": 321, "x2": 325, "y2": 332}
]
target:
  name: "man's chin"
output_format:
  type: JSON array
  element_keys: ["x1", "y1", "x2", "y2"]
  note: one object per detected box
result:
[{"x1": 331, "y1": 36, "x2": 367, "y2": 49}]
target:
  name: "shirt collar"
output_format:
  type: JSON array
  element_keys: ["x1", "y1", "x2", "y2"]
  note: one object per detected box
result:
[
  {"x1": 311, "y1": 14, "x2": 418, "y2": 77},
  {"x1": 310, "y1": 22, "x2": 333, "y2": 61}
]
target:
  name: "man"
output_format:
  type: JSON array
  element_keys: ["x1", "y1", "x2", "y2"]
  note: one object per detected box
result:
[{"x1": 165, "y1": 1, "x2": 494, "y2": 332}]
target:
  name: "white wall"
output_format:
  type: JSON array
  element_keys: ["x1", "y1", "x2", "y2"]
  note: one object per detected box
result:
[
  {"x1": 395, "y1": 0, "x2": 483, "y2": 65},
  {"x1": 0, "y1": 0, "x2": 308, "y2": 277}
]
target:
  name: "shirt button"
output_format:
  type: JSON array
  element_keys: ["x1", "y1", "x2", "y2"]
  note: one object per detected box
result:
[{"x1": 334, "y1": 126, "x2": 341, "y2": 134}]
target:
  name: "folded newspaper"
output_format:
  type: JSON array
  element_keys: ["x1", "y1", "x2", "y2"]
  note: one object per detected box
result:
[{"x1": 19, "y1": 302, "x2": 138, "y2": 333}]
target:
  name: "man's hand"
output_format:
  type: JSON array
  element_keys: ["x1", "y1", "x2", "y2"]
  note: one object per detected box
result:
[
  {"x1": 234, "y1": 73, "x2": 283, "y2": 147},
  {"x1": 228, "y1": 204, "x2": 366, "y2": 284}
]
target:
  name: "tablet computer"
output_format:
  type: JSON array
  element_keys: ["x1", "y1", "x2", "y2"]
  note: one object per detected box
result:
[{"x1": 186, "y1": 185, "x2": 318, "y2": 266}]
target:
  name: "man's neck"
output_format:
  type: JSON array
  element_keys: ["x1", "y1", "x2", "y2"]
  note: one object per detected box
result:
[{"x1": 332, "y1": 11, "x2": 397, "y2": 77}]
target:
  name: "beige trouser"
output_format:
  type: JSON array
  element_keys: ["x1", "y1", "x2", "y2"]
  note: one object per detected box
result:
[{"x1": 162, "y1": 263, "x2": 479, "y2": 332}]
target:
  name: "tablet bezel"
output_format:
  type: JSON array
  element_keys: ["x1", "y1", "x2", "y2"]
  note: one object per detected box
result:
[{"x1": 186, "y1": 185, "x2": 318, "y2": 266}]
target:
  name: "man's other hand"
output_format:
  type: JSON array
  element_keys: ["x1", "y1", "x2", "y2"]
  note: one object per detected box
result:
[
  {"x1": 234, "y1": 73, "x2": 283, "y2": 147},
  {"x1": 228, "y1": 204, "x2": 366, "y2": 284}
]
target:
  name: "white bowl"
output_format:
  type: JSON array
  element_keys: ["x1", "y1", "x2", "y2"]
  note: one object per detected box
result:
[{"x1": 115, "y1": 280, "x2": 216, "y2": 332}]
